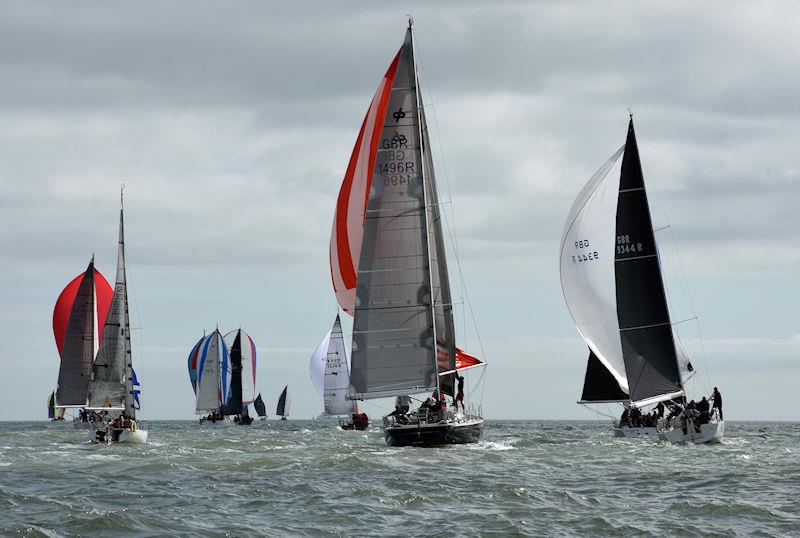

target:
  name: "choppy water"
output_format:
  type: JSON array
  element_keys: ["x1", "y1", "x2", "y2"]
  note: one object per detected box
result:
[{"x1": 0, "y1": 420, "x2": 798, "y2": 536}]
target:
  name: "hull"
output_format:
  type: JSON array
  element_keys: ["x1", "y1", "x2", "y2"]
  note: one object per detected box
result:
[
  {"x1": 613, "y1": 426, "x2": 660, "y2": 439},
  {"x1": 660, "y1": 420, "x2": 724, "y2": 444},
  {"x1": 90, "y1": 426, "x2": 148, "y2": 444},
  {"x1": 384, "y1": 417, "x2": 483, "y2": 447}
]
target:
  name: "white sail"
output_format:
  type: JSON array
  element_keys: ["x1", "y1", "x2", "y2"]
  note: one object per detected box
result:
[
  {"x1": 559, "y1": 146, "x2": 629, "y2": 392},
  {"x1": 309, "y1": 329, "x2": 330, "y2": 398},
  {"x1": 324, "y1": 315, "x2": 354, "y2": 416},
  {"x1": 196, "y1": 330, "x2": 226, "y2": 413}
]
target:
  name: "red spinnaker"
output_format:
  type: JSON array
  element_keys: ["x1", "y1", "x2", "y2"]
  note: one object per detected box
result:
[{"x1": 52, "y1": 268, "x2": 113, "y2": 356}]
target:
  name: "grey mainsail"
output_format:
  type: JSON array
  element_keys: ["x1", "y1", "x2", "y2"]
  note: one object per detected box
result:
[
  {"x1": 349, "y1": 27, "x2": 437, "y2": 399},
  {"x1": 88, "y1": 199, "x2": 133, "y2": 415},
  {"x1": 56, "y1": 258, "x2": 98, "y2": 405}
]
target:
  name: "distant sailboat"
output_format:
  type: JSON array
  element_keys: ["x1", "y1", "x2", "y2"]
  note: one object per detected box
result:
[
  {"x1": 87, "y1": 190, "x2": 148, "y2": 444},
  {"x1": 222, "y1": 329, "x2": 257, "y2": 425},
  {"x1": 195, "y1": 329, "x2": 229, "y2": 423},
  {"x1": 47, "y1": 391, "x2": 64, "y2": 421},
  {"x1": 329, "y1": 21, "x2": 485, "y2": 447},
  {"x1": 276, "y1": 386, "x2": 290, "y2": 420},
  {"x1": 309, "y1": 314, "x2": 369, "y2": 430},
  {"x1": 560, "y1": 116, "x2": 724, "y2": 444},
  {"x1": 253, "y1": 393, "x2": 267, "y2": 420}
]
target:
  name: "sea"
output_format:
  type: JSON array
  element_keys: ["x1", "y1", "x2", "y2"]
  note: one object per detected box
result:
[{"x1": 0, "y1": 420, "x2": 798, "y2": 537}]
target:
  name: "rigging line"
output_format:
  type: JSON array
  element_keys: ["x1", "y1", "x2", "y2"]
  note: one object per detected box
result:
[
  {"x1": 415, "y1": 43, "x2": 488, "y2": 372},
  {"x1": 640, "y1": 144, "x2": 710, "y2": 387}
]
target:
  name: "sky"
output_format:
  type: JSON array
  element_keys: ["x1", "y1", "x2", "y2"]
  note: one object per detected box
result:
[{"x1": 1, "y1": 1, "x2": 798, "y2": 421}]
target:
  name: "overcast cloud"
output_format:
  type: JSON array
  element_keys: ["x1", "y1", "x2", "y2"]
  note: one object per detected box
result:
[{"x1": 1, "y1": 1, "x2": 798, "y2": 421}]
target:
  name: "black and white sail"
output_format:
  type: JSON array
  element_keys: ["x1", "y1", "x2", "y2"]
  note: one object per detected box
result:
[
  {"x1": 88, "y1": 192, "x2": 137, "y2": 417},
  {"x1": 56, "y1": 258, "x2": 100, "y2": 405},
  {"x1": 222, "y1": 330, "x2": 243, "y2": 415},
  {"x1": 561, "y1": 118, "x2": 691, "y2": 407}
]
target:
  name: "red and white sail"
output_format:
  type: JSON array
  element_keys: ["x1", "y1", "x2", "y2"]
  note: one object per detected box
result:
[{"x1": 329, "y1": 51, "x2": 401, "y2": 314}]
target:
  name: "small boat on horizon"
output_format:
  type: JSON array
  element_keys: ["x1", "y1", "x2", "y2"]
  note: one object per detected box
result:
[
  {"x1": 253, "y1": 393, "x2": 267, "y2": 420},
  {"x1": 276, "y1": 385, "x2": 290, "y2": 421},
  {"x1": 559, "y1": 116, "x2": 724, "y2": 445}
]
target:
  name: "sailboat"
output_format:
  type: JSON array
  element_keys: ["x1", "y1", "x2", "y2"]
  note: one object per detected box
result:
[
  {"x1": 330, "y1": 21, "x2": 485, "y2": 447},
  {"x1": 253, "y1": 393, "x2": 267, "y2": 420},
  {"x1": 47, "y1": 391, "x2": 64, "y2": 421},
  {"x1": 276, "y1": 385, "x2": 290, "y2": 420},
  {"x1": 87, "y1": 190, "x2": 148, "y2": 444},
  {"x1": 195, "y1": 329, "x2": 229, "y2": 424},
  {"x1": 309, "y1": 314, "x2": 368, "y2": 430},
  {"x1": 559, "y1": 116, "x2": 724, "y2": 444},
  {"x1": 53, "y1": 257, "x2": 113, "y2": 428},
  {"x1": 222, "y1": 329, "x2": 257, "y2": 425}
]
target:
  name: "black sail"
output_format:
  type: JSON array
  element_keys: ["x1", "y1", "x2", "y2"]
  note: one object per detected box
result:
[
  {"x1": 224, "y1": 331, "x2": 243, "y2": 415},
  {"x1": 253, "y1": 393, "x2": 266, "y2": 418},
  {"x1": 276, "y1": 386, "x2": 288, "y2": 417},
  {"x1": 580, "y1": 350, "x2": 629, "y2": 402},
  {"x1": 614, "y1": 119, "x2": 682, "y2": 402}
]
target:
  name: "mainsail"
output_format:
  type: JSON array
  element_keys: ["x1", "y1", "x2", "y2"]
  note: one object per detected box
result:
[
  {"x1": 223, "y1": 330, "x2": 243, "y2": 415},
  {"x1": 195, "y1": 330, "x2": 228, "y2": 413},
  {"x1": 223, "y1": 329, "x2": 257, "y2": 405},
  {"x1": 253, "y1": 393, "x2": 267, "y2": 418},
  {"x1": 56, "y1": 258, "x2": 101, "y2": 405},
  {"x1": 88, "y1": 198, "x2": 134, "y2": 416},
  {"x1": 276, "y1": 385, "x2": 290, "y2": 418},
  {"x1": 332, "y1": 25, "x2": 459, "y2": 401},
  {"x1": 560, "y1": 118, "x2": 684, "y2": 406}
]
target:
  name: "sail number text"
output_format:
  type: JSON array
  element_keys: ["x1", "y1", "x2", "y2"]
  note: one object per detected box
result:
[
  {"x1": 571, "y1": 239, "x2": 599, "y2": 263},
  {"x1": 616, "y1": 234, "x2": 643, "y2": 255},
  {"x1": 380, "y1": 135, "x2": 417, "y2": 186}
]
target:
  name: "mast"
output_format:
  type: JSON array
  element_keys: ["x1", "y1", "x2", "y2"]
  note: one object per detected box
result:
[
  {"x1": 120, "y1": 188, "x2": 135, "y2": 417},
  {"x1": 408, "y1": 19, "x2": 441, "y2": 396}
]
